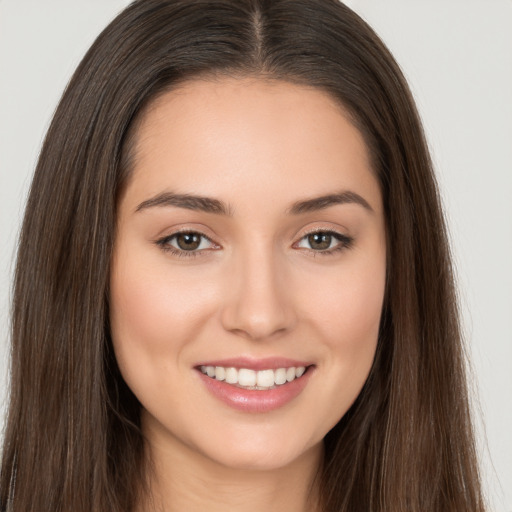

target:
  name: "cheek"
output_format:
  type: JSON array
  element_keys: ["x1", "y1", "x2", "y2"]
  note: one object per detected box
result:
[
  {"x1": 336, "y1": 276, "x2": 384, "y2": 347},
  {"x1": 108, "y1": 251, "x2": 218, "y2": 387},
  {"x1": 298, "y1": 252, "x2": 385, "y2": 417},
  {"x1": 304, "y1": 255, "x2": 385, "y2": 348}
]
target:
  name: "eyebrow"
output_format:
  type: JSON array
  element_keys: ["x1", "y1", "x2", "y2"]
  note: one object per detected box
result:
[
  {"x1": 287, "y1": 191, "x2": 373, "y2": 214},
  {"x1": 135, "y1": 192, "x2": 233, "y2": 215},
  {"x1": 134, "y1": 190, "x2": 373, "y2": 215}
]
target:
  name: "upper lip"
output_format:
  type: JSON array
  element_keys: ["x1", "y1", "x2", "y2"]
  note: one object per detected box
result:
[{"x1": 195, "y1": 357, "x2": 313, "y2": 371}]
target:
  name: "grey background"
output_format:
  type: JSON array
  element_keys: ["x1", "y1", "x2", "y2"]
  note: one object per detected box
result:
[{"x1": 1, "y1": 1, "x2": 511, "y2": 509}]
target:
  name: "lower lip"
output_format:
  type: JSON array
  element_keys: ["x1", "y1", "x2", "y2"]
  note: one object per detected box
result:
[{"x1": 197, "y1": 368, "x2": 314, "y2": 413}]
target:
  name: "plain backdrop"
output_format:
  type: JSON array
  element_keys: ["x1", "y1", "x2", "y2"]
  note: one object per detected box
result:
[{"x1": 1, "y1": 1, "x2": 511, "y2": 510}]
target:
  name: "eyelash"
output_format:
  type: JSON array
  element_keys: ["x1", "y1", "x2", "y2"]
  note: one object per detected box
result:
[
  {"x1": 155, "y1": 229, "x2": 354, "y2": 259},
  {"x1": 155, "y1": 230, "x2": 217, "y2": 259},
  {"x1": 296, "y1": 229, "x2": 354, "y2": 256}
]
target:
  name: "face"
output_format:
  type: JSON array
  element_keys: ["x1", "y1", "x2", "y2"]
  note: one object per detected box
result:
[{"x1": 110, "y1": 77, "x2": 386, "y2": 471}]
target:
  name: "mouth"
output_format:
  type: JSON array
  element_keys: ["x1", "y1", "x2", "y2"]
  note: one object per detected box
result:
[
  {"x1": 195, "y1": 358, "x2": 315, "y2": 413},
  {"x1": 199, "y1": 365, "x2": 308, "y2": 390}
]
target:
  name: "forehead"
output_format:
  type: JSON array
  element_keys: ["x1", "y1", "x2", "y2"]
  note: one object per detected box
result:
[{"x1": 122, "y1": 76, "x2": 381, "y2": 216}]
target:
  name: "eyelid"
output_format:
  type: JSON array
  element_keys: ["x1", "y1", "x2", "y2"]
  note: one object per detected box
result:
[
  {"x1": 155, "y1": 228, "x2": 220, "y2": 258},
  {"x1": 293, "y1": 227, "x2": 354, "y2": 255},
  {"x1": 154, "y1": 225, "x2": 353, "y2": 258}
]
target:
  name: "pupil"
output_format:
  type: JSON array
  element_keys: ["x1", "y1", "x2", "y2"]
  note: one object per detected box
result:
[
  {"x1": 309, "y1": 233, "x2": 331, "y2": 250},
  {"x1": 177, "y1": 233, "x2": 200, "y2": 250}
]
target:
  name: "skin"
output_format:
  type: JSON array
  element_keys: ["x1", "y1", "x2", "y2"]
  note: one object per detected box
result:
[{"x1": 110, "y1": 77, "x2": 387, "y2": 512}]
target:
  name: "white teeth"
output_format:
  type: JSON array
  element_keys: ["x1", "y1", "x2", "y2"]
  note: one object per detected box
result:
[
  {"x1": 225, "y1": 367, "x2": 238, "y2": 384},
  {"x1": 215, "y1": 366, "x2": 225, "y2": 381},
  {"x1": 257, "y1": 369, "x2": 275, "y2": 387},
  {"x1": 238, "y1": 369, "x2": 256, "y2": 387},
  {"x1": 199, "y1": 365, "x2": 309, "y2": 388},
  {"x1": 274, "y1": 368, "x2": 287, "y2": 385}
]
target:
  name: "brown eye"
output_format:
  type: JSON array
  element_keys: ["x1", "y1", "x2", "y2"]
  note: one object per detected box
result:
[
  {"x1": 157, "y1": 231, "x2": 215, "y2": 255},
  {"x1": 176, "y1": 232, "x2": 201, "y2": 251},
  {"x1": 307, "y1": 232, "x2": 333, "y2": 251},
  {"x1": 295, "y1": 230, "x2": 353, "y2": 254}
]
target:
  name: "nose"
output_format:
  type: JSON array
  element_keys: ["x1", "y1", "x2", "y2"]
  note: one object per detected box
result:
[{"x1": 220, "y1": 246, "x2": 297, "y2": 341}]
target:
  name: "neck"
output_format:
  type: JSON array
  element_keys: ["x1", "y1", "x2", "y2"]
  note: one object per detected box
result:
[{"x1": 137, "y1": 419, "x2": 324, "y2": 512}]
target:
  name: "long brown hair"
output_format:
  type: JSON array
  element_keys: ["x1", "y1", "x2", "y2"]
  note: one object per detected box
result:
[{"x1": 0, "y1": 1, "x2": 485, "y2": 510}]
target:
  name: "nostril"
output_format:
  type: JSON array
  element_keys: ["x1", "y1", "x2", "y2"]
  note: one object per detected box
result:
[{"x1": 220, "y1": 299, "x2": 296, "y2": 341}]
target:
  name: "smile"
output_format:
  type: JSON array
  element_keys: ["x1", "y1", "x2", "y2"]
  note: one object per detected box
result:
[
  {"x1": 199, "y1": 365, "x2": 307, "y2": 390},
  {"x1": 196, "y1": 360, "x2": 315, "y2": 413}
]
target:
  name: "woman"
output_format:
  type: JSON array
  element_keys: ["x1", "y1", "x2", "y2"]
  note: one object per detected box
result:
[{"x1": 0, "y1": 0, "x2": 485, "y2": 511}]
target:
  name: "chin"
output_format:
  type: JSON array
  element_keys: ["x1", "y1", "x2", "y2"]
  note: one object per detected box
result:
[{"x1": 196, "y1": 434, "x2": 323, "y2": 473}]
